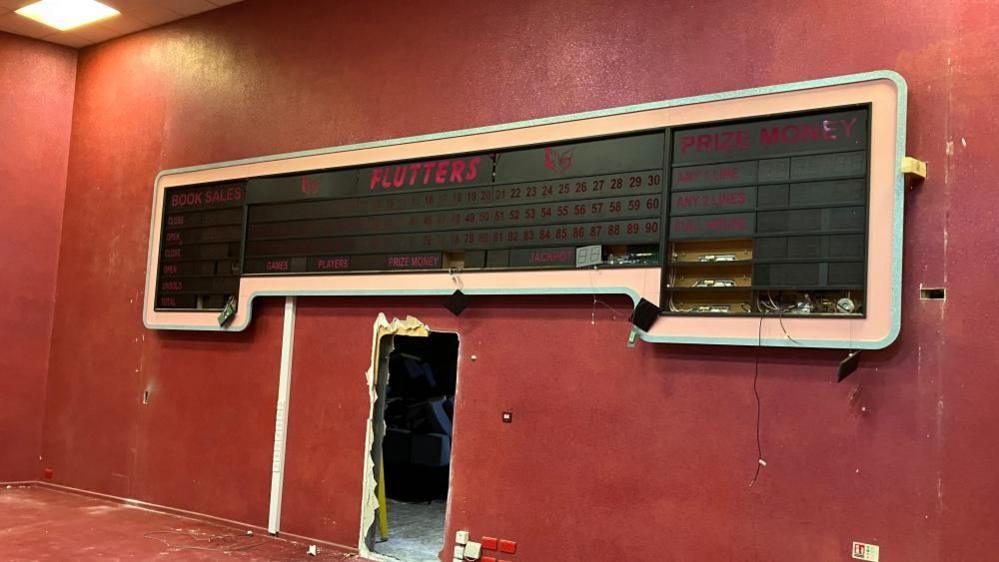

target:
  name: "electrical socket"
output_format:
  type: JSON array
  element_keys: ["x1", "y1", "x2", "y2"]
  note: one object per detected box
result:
[{"x1": 464, "y1": 541, "x2": 482, "y2": 559}]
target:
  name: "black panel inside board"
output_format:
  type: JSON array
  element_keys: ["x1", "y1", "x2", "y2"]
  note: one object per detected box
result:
[
  {"x1": 237, "y1": 132, "x2": 666, "y2": 273},
  {"x1": 662, "y1": 105, "x2": 871, "y2": 318},
  {"x1": 153, "y1": 107, "x2": 874, "y2": 323},
  {"x1": 155, "y1": 131, "x2": 669, "y2": 312},
  {"x1": 156, "y1": 182, "x2": 247, "y2": 311}
]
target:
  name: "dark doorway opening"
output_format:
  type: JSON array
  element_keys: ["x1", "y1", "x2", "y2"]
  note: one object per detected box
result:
[{"x1": 370, "y1": 332, "x2": 458, "y2": 562}]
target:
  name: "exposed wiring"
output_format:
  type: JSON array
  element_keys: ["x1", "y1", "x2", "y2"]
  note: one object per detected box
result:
[
  {"x1": 750, "y1": 313, "x2": 766, "y2": 487},
  {"x1": 448, "y1": 267, "x2": 464, "y2": 292},
  {"x1": 588, "y1": 266, "x2": 622, "y2": 324},
  {"x1": 761, "y1": 292, "x2": 803, "y2": 345},
  {"x1": 591, "y1": 296, "x2": 620, "y2": 324},
  {"x1": 776, "y1": 306, "x2": 803, "y2": 346},
  {"x1": 143, "y1": 529, "x2": 263, "y2": 553},
  {"x1": 667, "y1": 264, "x2": 679, "y2": 312}
]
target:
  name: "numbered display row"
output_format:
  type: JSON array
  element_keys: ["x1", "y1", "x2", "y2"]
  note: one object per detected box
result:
[
  {"x1": 245, "y1": 194, "x2": 661, "y2": 241},
  {"x1": 246, "y1": 170, "x2": 664, "y2": 223},
  {"x1": 245, "y1": 218, "x2": 662, "y2": 257}
]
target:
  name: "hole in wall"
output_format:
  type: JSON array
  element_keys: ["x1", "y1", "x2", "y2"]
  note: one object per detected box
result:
[
  {"x1": 360, "y1": 315, "x2": 460, "y2": 562},
  {"x1": 371, "y1": 333, "x2": 458, "y2": 562},
  {"x1": 920, "y1": 287, "x2": 946, "y2": 300}
]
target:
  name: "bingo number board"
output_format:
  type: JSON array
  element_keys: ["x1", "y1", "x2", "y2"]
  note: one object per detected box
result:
[{"x1": 144, "y1": 72, "x2": 906, "y2": 349}]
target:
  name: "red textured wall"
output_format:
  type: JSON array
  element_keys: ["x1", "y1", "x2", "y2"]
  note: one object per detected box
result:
[
  {"x1": 0, "y1": 32, "x2": 75, "y2": 482},
  {"x1": 39, "y1": 1, "x2": 999, "y2": 560}
]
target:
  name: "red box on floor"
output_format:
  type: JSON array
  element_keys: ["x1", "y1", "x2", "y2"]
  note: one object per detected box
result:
[
  {"x1": 499, "y1": 539, "x2": 517, "y2": 554},
  {"x1": 481, "y1": 536, "x2": 499, "y2": 550}
]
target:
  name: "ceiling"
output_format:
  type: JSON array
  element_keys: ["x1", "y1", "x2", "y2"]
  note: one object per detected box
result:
[{"x1": 0, "y1": 0, "x2": 242, "y2": 48}]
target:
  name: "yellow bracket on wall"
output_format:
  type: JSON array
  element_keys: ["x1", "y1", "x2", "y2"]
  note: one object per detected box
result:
[{"x1": 902, "y1": 156, "x2": 927, "y2": 183}]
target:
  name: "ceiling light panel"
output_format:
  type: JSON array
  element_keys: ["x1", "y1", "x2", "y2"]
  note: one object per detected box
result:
[{"x1": 15, "y1": 0, "x2": 119, "y2": 31}]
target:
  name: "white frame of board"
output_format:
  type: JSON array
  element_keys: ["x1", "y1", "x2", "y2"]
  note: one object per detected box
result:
[{"x1": 143, "y1": 71, "x2": 907, "y2": 349}]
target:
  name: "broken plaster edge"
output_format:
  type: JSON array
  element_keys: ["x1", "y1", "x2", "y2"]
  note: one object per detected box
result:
[{"x1": 358, "y1": 313, "x2": 431, "y2": 561}]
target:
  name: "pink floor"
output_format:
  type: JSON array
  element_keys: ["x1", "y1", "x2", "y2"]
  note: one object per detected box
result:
[{"x1": 0, "y1": 485, "x2": 366, "y2": 561}]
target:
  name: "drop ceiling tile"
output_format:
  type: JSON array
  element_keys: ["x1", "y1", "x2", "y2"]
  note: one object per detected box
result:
[
  {"x1": 47, "y1": 32, "x2": 93, "y2": 48},
  {"x1": 162, "y1": 0, "x2": 216, "y2": 16},
  {"x1": 72, "y1": 21, "x2": 122, "y2": 43},
  {"x1": 126, "y1": 5, "x2": 183, "y2": 26},
  {"x1": 101, "y1": 0, "x2": 149, "y2": 8},
  {"x1": 0, "y1": 10, "x2": 54, "y2": 38},
  {"x1": 102, "y1": 13, "x2": 146, "y2": 35}
]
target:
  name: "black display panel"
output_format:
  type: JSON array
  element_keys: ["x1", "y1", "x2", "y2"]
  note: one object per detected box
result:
[
  {"x1": 154, "y1": 107, "x2": 873, "y2": 316},
  {"x1": 156, "y1": 182, "x2": 246, "y2": 311},
  {"x1": 156, "y1": 132, "x2": 667, "y2": 310},
  {"x1": 663, "y1": 106, "x2": 871, "y2": 317}
]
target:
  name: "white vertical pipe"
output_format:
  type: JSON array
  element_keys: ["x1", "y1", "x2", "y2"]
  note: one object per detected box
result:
[{"x1": 268, "y1": 297, "x2": 297, "y2": 534}]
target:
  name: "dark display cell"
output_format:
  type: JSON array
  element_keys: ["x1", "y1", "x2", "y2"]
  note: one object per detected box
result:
[
  {"x1": 828, "y1": 234, "x2": 865, "y2": 258},
  {"x1": 756, "y1": 207, "x2": 864, "y2": 235},
  {"x1": 753, "y1": 263, "x2": 821, "y2": 286},
  {"x1": 789, "y1": 151, "x2": 867, "y2": 181},
  {"x1": 753, "y1": 261, "x2": 865, "y2": 289},
  {"x1": 462, "y1": 251, "x2": 486, "y2": 269},
  {"x1": 828, "y1": 262, "x2": 865, "y2": 285},
  {"x1": 757, "y1": 185, "x2": 789, "y2": 208},
  {"x1": 757, "y1": 158, "x2": 790, "y2": 183},
  {"x1": 753, "y1": 234, "x2": 867, "y2": 262},
  {"x1": 486, "y1": 250, "x2": 510, "y2": 268},
  {"x1": 203, "y1": 295, "x2": 228, "y2": 309}
]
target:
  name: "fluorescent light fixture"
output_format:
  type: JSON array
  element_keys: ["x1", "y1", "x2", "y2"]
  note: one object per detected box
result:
[{"x1": 15, "y1": 0, "x2": 120, "y2": 31}]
